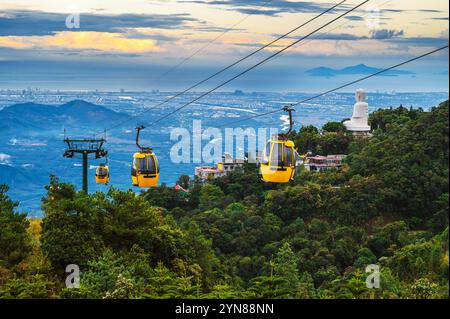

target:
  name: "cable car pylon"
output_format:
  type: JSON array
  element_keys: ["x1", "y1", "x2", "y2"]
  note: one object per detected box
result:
[{"x1": 63, "y1": 129, "x2": 108, "y2": 193}]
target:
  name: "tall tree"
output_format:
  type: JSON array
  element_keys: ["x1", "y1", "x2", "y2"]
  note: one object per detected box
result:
[{"x1": 0, "y1": 185, "x2": 30, "y2": 267}]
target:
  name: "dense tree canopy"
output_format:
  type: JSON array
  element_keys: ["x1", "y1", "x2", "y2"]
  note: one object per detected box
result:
[
  {"x1": 0, "y1": 101, "x2": 448, "y2": 299},
  {"x1": 292, "y1": 124, "x2": 351, "y2": 155}
]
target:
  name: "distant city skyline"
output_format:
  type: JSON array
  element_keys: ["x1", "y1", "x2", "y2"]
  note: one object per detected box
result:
[{"x1": 0, "y1": 0, "x2": 448, "y2": 91}]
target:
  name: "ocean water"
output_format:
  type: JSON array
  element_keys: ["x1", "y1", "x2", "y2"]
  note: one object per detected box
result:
[{"x1": 0, "y1": 90, "x2": 448, "y2": 216}]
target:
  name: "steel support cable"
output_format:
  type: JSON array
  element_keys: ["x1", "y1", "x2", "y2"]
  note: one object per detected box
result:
[
  {"x1": 148, "y1": 0, "x2": 369, "y2": 126},
  {"x1": 99, "y1": 0, "x2": 349, "y2": 134},
  {"x1": 154, "y1": 0, "x2": 276, "y2": 82},
  {"x1": 216, "y1": 44, "x2": 450, "y2": 128}
]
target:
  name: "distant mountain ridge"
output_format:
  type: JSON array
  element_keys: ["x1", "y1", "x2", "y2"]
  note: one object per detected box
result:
[
  {"x1": 0, "y1": 100, "x2": 130, "y2": 133},
  {"x1": 306, "y1": 63, "x2": 415, "y2": 78},
  {"x1": 0, "y1": 164, "x2": 39, "y2": 191}
]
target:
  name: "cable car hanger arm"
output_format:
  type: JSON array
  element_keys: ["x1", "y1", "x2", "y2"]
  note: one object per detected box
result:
[
  {"x1": 282, "y1": 105, "x2": 295, "y2": 137},
  {"x1": 135, "y1": 125, "x2": 153, "y2": 153}
]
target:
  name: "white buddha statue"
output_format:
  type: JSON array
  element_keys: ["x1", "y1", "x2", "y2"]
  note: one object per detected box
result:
[{"x1": 344, "y1": 89, "x2": 371, "y2": 133}]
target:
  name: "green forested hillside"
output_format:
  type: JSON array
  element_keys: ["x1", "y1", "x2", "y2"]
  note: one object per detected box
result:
[{"x1": 0, "y1": 101, "x2": 448, "y2": 299}]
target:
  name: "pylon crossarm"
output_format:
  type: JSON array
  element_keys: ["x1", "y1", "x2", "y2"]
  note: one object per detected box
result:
[{"x1": 62, "y1": 133, "x2": 108, "y2": 193}]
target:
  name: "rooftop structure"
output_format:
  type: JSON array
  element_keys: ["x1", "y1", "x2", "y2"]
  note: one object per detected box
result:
[
  {"x1": 195, "y1": 153, "x2": 245, "y2": 181},
  {"x1": 304, "y1": 154, "x2": 346, "y2": 173}
]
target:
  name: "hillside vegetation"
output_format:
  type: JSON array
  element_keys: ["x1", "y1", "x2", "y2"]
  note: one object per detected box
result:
[{"x1": 0, "y1": 101, "x2": 448, "y2": 299}]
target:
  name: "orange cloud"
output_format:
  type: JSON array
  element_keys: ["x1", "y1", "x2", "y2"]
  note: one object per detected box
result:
[{"x1": 0, "y1": 31, "x2": 160, "y2": 53}]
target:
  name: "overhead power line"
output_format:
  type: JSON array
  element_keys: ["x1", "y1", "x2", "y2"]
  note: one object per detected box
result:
[
  {"x1": 100, "y1": 0, "x2": 349, "y2": 134},
  {"x1": 217, "y1": 44, "x2": 450, "y2": 128},
  {"x1": 155, "y1": 0, "x2": 276, "y2": 81},
  {"x1": 148, "y1": 0, "x2": 369, "y2": 126}
]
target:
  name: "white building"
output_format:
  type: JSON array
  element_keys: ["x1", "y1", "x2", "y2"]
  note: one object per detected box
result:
[
  {"x1": 303, "y1": 155, "x2": 346, "y2": 173},
  {"x1": 343, "y1": 89, "x2": 371, "y2": 136},
  {"x1": 195, "y1": 153, "x2": 245, "y2": 181}
]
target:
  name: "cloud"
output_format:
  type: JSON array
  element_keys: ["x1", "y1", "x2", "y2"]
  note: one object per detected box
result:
[
  {"x1": 370, "y1": 29, "x2": 404, "y2": 40},
  {"x1": 270, "y1": 32, "x2": 368, "y2": 41},
  {"x1": 435, "y1": 70, "x2": 449, "y2": 75},
  {"x1": 418, "y1": 9, "x2": 443, "y2": 13},
  {"x1": 227, "y1": 8, "x2": 282, "y2": 16},
  {"x1": 345, "y1": 15, "x2": 364, "y2": 21},
  {"x1": 0, "y1": 31, "x2": 161, "y2": 53},
  {"x1": 227, "y1": 29, "x2": 447, "y2": 58},
  {"x1": 309, "y1": 33, "x2": 367, "y2": 41},
  {"x1": 390, "y1": 37, "x2": 449, "y2": 47},
  {"x1": 193, "y1": 26, "x2": 246, "y2": 33},
  {"x1": 0, "y1": 10, "x2": 197, "y2": 36},
  {"x1": 121, "y1": 28, "x2": 179, "y2": 42},
  {"x1": 0, "y1": 153, "x2": 11, "y2": 165},
  {"x1": 181, "y1": 0, "x2": 346, "y2": 16},
  {"x1": 233, "y1": 38, "x2": 405, "y2": 57}
]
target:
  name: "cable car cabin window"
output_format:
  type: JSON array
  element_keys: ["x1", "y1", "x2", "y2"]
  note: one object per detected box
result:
[
  {"x1": 262, "y1": 142, "x2": 271, "y2": 165},
  {"x1": 138, "y1": 158, "x2": 146, "y2": 172},
  {"x1": 270, "y1": 143, "x2": 283, "y2": 167},
  {"x1": 269, "y1": 143, "x2": 293, "y2": 167},
  {"x1": 131, "y1": 158, "x2": 137, "y2": 176},
  {"x1": 97, "y1": 168, "x2": 108, "y2": 177},
  {"x1": 147, "y1": 156, "x2": 157, "y2": 174},
  {"x1": 137, "y1": 156, "x2": 157, "y2": 174},
  {"x1": 284, "y1": 146, "x2": 293, "y2": 166}
]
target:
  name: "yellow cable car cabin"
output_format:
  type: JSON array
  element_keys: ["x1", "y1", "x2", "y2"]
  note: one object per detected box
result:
[
  {"x1": 95, "y1": 164, "x2": 109, "y2": 184},
  {"x1": 260, "y1": 139, "x2": 296, "y2": 183},
  {"x1": 131, "y1": 125, "x2": 159, "y2": 188},
  {"x1": 131, "y1": 152, "x2": 159, "y2": 188},
  {"x1": 260, "y1": 105, "x2": 297, "y2": 183}
]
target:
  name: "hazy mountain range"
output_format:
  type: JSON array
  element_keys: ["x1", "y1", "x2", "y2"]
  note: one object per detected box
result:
[
  {"x1": 306, "y1": 64, "x2": 415, "y2": 78},
  {"x1": 0, "y1": 100, "x2": 129, "y2": 133}
]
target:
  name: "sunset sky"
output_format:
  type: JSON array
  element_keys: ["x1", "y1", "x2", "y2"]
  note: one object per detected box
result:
[{"x1": 0, "y1": 0, "x2": 448, "y2": 91}]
